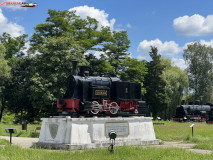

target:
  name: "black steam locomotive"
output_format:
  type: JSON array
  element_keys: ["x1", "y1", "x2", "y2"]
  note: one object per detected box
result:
[
  {"x1": 57, "y1": 61, "x2": 149, "y2": 116},
  {"x1": 173, "y1": 101, "x2": 213, "y2": 123}
]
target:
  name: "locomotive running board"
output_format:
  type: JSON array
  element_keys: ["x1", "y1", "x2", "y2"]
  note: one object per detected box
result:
[{"x1": 48, "y1": 112, "x2": 147, "y2": 118}]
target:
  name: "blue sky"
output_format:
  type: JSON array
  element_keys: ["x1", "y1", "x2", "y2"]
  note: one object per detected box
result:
[{"x1": 1, "y1": 0, "x2": 213, "y2": 69}]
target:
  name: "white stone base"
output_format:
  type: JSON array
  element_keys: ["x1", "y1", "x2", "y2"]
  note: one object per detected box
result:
[{"x1": 36, "y1": 116, "x2": 160, "y2": 149}]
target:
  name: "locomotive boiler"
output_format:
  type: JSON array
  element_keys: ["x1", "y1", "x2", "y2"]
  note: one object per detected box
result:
[
  {"x1": 173, "y1": 101, "x2": 213, "y2": 122},
  {"x1": 57, "y1": 61, "x2": 149, "y2": 116}
]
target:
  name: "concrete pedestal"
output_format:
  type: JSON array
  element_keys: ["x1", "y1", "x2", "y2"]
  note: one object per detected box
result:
[{"x1": 36, "y1": 116, "x2": 160, "y2": 149}]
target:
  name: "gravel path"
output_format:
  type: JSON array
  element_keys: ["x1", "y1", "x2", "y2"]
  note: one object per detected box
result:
[
  {"x1": 0, "y1": 136, "x2": 212, "y2": 154},
  {"x1": 0, "y1": 136, "x2": 38, "y2": 148}
]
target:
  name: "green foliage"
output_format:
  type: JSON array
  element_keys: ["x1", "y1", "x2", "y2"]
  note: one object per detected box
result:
[
  {"x1": 160, "y1": 58, "x2": 188, "y2": 120},
  {"x1": 144, "y1": 47, "x2": 167, "y2": 119},
  {"x1": 183, "y1": 42, "x2": 213, "y2": 103},
  {"x1": 0, "y1": 44, "x2": 10, "y2": 83},
  {"x1": 1, "y1": 113, "x2": 16, "y2": 124},
  {"x1": 29, "y1": 36, "x2": 86, "y2": 110},
  {"x1": 30, "y1": 9, "x2": 113, "y2": 53},
  {"x1": 102, "y1": 30, "x2": 130, "y2": 73},
  {"x1": 86, "y1": 53, "x2": 115, "y2": 76},
  {"x1": 0, "y1": 33, "x2": 27, "y2": 122},
  {"x1": 120, "y1": 58, "x2": 147, "y2": 95},
  {"x1": 0, "y1": 32, "x2": 27, "y2": 59}
]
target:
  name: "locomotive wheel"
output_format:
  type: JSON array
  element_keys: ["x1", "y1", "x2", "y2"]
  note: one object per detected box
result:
[
  {"x1": 91, "y1": 101, "x2": 100, "y2": 114},
  {"x1": 109, "y1": 102, "x2": 119, "y2": 114}
]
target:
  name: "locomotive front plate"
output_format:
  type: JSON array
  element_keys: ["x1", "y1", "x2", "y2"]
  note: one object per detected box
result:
[
  {"x1": 91, "y1": 87, "x2": 110, "y2": 99},
  {"x1": 95, "y1": 90, "x2": 108, "y2": 96}
]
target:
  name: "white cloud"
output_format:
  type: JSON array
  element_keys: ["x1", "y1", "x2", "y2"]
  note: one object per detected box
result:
[
  {"x1": 200, "y1": 40, "x2": 213, "y2": 47},
  {"x1": 137, "y1": 38, "x2": 181, "y2": 60},
  {"x1": 0, "y1": 8, "x2": 25, "y2": 37},
  {"x1": 183, "y1": 40, "x2": 213, "y2": 50},
  {"x1": 126, "y1": 23, "x2": 132, "y2": 28},
  {"x1": 85, "y1": 51, "x2": 104, "y2": 59},
  {"x1": 173, "y1": 14, "x2": 213, "y2": 36},
  {"x1": 69, "y1": 5, "x2": 116, "y2": 30},
  {"x1": 171, "y1": 58, "x2": 187, "y2": 70},
  {"x1": 93, "y1": 51, "x2": 104, "y2": 59}
]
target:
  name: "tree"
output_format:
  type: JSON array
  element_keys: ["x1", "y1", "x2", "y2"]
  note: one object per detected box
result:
[
  {"x1": 0, "y1": 33, "x2": 27, "y2": 122},
  {"x1": 183, "y1": 42, "x2": 213, "y2": 103},
  {"x1": 0, "y1": 32, "x2": 27, "y2": 59},
  {"x1": 30, "y1": 9, "x2": 113, "y2": 54},
  {"x1": 6, "y1": 56, "x2": 36, "y2": 123},
  {"x1": 29, "y1": 36, "x2": 87, "y2": 113},
  {"x1": 160, "y1": 58, "x2": 188, "y2": 120},
  {"x1": 0, "y1": 44, "x2": 10, "y2": 83},
  {"x1": 28, "y1": 9, "x2": 118, "y2": 117},
  {"x1": 85, "y1": 53, "x2": 115, "y2": 76},
  {"x1": 0, "y1": 44, "x2": 10, "y2": 122},
  {"x1": 120, "y1": 58, "x2": 147, "y2": 95},
  {"x1": 102, "y1": 31, "x2": 130, "y2": 73},
  {"x1": 143, "y1": 46, "x2": 167, "y2": 119}
]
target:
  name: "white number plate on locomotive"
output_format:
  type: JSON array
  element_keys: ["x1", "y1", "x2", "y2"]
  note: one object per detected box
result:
[{"x1": 105, "y1": 122, "x2": 129, "y2": 137}]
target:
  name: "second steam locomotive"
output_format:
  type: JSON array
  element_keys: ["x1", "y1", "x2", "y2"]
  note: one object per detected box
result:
[
  {"x1": 57, "y1": 61, "x2": 149, "y2": 116},
  {"x1": 173, "y1": 101, "x2": 213, "y2": 123}
]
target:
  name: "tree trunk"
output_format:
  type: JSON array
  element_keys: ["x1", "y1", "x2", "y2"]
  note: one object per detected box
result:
[
  {"x1": 20, "y1": 108, "x2": 23, "y2": 124},
  {"x1": 152, "y1": 111, "x2": 157, "y2": 120},
  {"x1": 0, "y1": 97, "x2": 6, "y2": 122}
]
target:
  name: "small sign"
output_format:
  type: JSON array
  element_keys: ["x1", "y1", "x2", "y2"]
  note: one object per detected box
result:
[
  {"x1": 95, "y1": 90, "x2": 107, "y2": 96},
  {"x1": 190, "y1": 124, "x2": 194, "y2": 128},
  {"x1": 105, "y1": 122, "x2": 129, "y2": 137},
  {"x1": 5, "y1": 128, "x2": 17, "y2": 134}
]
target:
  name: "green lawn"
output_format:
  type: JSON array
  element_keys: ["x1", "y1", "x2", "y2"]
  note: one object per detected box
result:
[
  {"x1": 1, "y1": 120, "x2": 213, "y2": 159},
  {"x1": 0, "y1": 145, "x2": 213, "y2": 160},
  {"x1": 0, "y1": 123, "x2": 41, "y2": 138},
  {"x1": 153, "y1": 120, "x2": 213, "y2": 150},
  {"x1": 0, "y1": 138, "x2": 9, "y2": 145}
]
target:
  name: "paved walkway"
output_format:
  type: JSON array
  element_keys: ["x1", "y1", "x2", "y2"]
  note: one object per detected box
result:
[
  {"x1": 0, "y1": 136, "x2": 212, "y2": 154},
  {"x1": 0, "y1": 136, "x2": 38, "y2": 148}
]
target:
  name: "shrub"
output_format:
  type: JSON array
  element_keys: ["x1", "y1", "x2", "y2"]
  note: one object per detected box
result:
[{"x1": 2, "y1": 113, "x2": 16, "y2": 124}]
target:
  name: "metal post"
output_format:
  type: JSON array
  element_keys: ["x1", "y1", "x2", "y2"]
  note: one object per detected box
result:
[
  {"x1": 10, "y1": 132, "x2": 12, "y2": 144},
  {"x1": 192, "y1": 127, "x2": 193, "y2": 137}
]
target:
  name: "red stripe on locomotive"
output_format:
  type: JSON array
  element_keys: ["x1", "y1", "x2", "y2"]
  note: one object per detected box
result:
[{"x1": 57, "y1": 99, "x2": 80, "y2": 113}]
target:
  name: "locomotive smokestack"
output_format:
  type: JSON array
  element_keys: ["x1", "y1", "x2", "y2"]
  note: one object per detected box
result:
[{"x1": 72, "y1": 60, "x2": 78, "y2": 76}]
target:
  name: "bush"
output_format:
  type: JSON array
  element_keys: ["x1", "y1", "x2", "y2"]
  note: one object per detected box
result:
[{"x1": 2, "y1": 113, "x2": 16, "y2": 124}]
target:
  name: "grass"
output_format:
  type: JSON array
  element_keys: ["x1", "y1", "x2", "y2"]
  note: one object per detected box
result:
[
  {"x1": 0, "y1": 123, "x2": 41, "y2": 138},
  {"x1": 153, "y1": 120, "x2": 213, "y2": 150},
  {"x1": 1, "y1": 145, "x2": 213, "y2": 160},
  {"x1": 0, "y1": 121, "x2": 213, "y2": 156},
  {"x1": 0, "y1": 139, "x2": 9, "y2": 145}
]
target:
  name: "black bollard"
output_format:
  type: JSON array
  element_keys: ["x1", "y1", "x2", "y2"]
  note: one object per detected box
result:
[
  {"x1": 190, "y1": 124, "x2": 194, "y2": 137},
  {"x1": 5, "y1": 128, "x2": 17, "y2": 145}
]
